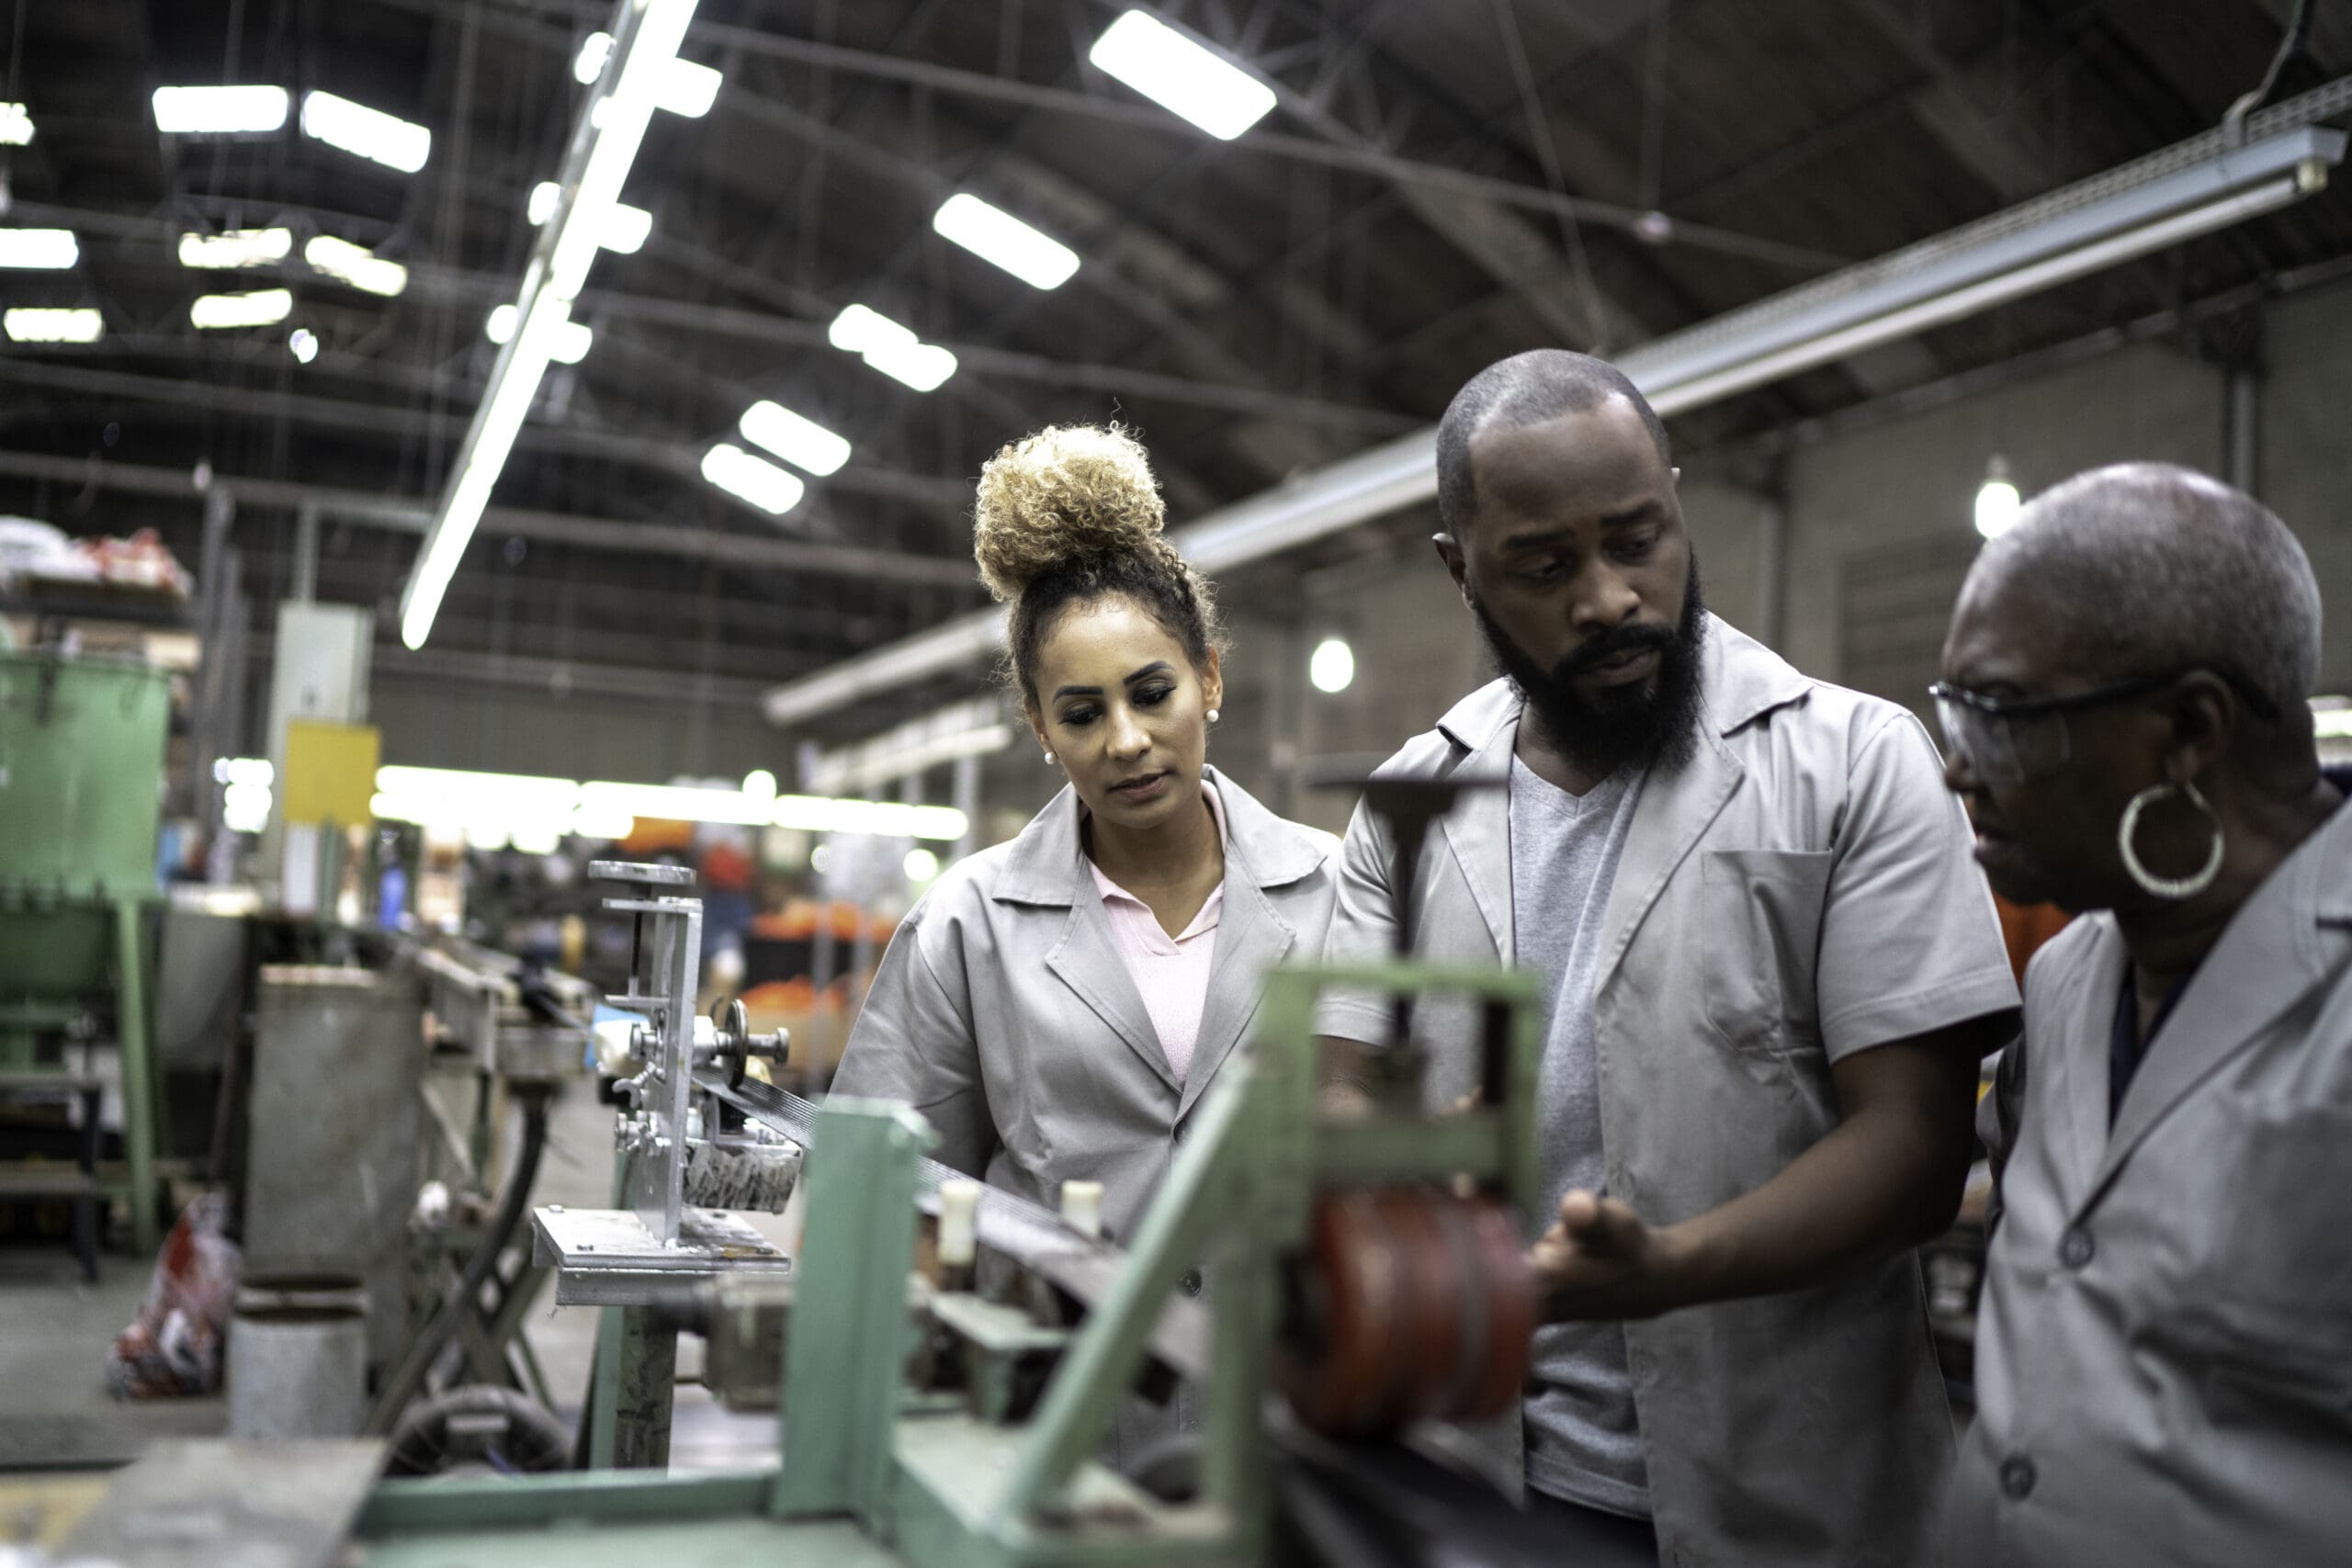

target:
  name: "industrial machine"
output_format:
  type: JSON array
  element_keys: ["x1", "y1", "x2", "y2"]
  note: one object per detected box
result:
[
  {"x1": 44, "y1": 789, "x2": 1565, "y2": 1565},
  {"x1": 0, "y1": 649, "x2": 170, "y2": 1258}
]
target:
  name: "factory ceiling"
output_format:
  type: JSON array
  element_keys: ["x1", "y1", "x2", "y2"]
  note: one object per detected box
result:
[{"x1": 4, "y1": 0, "x2": 2348, "y2": 739}]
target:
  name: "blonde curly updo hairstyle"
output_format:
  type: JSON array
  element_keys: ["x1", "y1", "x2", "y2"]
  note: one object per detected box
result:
[{"x1": 973, "y1": 423, "x2": 1227, "y2": 705}]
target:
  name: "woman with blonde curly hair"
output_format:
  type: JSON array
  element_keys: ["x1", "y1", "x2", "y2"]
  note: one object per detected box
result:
[{"x1": 831, "y1": 421, "x2": 1338, "y2": 1280}]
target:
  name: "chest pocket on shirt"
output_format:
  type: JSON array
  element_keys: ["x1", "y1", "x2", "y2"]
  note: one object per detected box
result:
[{"x1": 1702, "y1": 849, "x2": 1833, "y2": 1054}]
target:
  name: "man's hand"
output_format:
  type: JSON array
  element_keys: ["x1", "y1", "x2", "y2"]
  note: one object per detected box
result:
[{"x1": 1530, "y1": 1189, "x2": 1689, "y2": 1321}]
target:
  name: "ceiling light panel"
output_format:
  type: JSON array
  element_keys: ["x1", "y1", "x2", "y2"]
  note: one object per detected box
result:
[
  {"x1": 190, "y1": 288, "x2": 294, "y2": 329},
  {"x1": 304, "y1": 234, "x2": 407, "y2": 296},
  {"x1": 701, "y1": 443, "x2": 806, "y2": 514},
  {"x1": 528, "y1": 183, "x2": 651, "y2": 253},
  {"x1": 0, "y1": 104, "x2": 32, "y2": 146},
  {"x1": 4, "y1": 308, "x2": 103, "y2": 344},
  {"x1": 573, "y1": 31, "x2": 719, "y2": 115},
  {"x1": 827, "y1": 303, "x2": 957, "y2": 391},
  {"x1": 178, "y1": 227, "x2": 293, "y2": 268},
  {"x1": 0, "y1": 229, "x2": 79, "y2": 269},
  {"x1": 300, "y1": 90, "x2": 431, "y2": 173},
  {"x1": 1088, "y1": 11, "x2": 1276, "y2": 140},
  {"x1": 153, "y1": 85, "x2": 289, "y2": 135},
  {"x1": 740, "y1": 401, "x2": 851, "y2": 476},
  {"x1": 932, "y1": 194, "x2": 1080, "y2": 288}
]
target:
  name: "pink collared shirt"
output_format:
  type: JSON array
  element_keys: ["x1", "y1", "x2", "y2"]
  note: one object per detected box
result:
[{"x1": 1086, "y1": 784, "x2": 1228, "y2": 1084}]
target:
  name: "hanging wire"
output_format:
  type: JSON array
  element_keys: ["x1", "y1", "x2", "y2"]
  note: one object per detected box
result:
[
  {"x1": 2223, "y1": 0, "x2": 2316, "y2": 143},
  {"x1": 1489, "y1": 0, "x2": 1612, "y2": 353}
]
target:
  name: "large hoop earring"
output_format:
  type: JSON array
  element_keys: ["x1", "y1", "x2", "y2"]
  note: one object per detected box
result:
[{"x1": 2119, "y1": 779, "x2": 2223, "y2": 900}]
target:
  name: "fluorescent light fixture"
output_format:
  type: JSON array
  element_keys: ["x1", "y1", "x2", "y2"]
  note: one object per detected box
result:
[
  {"x1": 288, "y1": 327, "x2": 320, "y2": 363},
  {"x1": 868, "y1": 340, "x2": 957, "y2": 392},
  {"x1": 1089, "y1": 10, "x2": 1276, "y2": 140},
  {"x1": 828, "y1": 305, "x2": 956, "y2": 390},
  {"x1": 658, "y1": 57, "x2": 722, "y2": 118},
  {"x1": 2312, "y1": 698, "x2": 2352, "y2": 740},
  {"x1": 304, "y1": 234, "x2": 407, "y2": 296},
  {"x1": 153, "y1": 85, "x2": 288, "y2": 135},
  {"x1": 526, "y1": 181, "x2": 650, "y2": 249},
  {"x1": 401, "y1": 0, "x2": 702, "y2": 653},
  {"x1": 0, "y1": 229, "x2": 78, "y2": 269},
  {"x1": 0, "y1": 103, "x2": 32, "y2": 146},
  {"x1": 1309, "y1": 637, "x2": 1355, "y2": 694},
  {"x1": 573, "y1": 31, "x2": 615, "y2": 84},
  {"x1": 216, "y1": 757, "x2": 275, "y2": 787},
  {"x1": 701, "y1": 442, "x2": 807, "y2": 515},
  {"x1": 740, "y1": 401, "x2": 851, "y2": 476},
  {"x1": 933, "y1": 193, "x2": 1080, "y2": 289},
  {"x1": 190, "y1": 288, "x2": 293, "y2": 329},
  {"x1": 401, "y1": 291, "x2": 574, "y2": 649},
  {"x1": 177, "y1": 226, "x2": 292, "y2": 268},
  {"x1": 371, "y1": 763, "x2": 967, "y2": 843},
  {"x1": 4, "y1": 308, "x2": 104, "y2": 344},
  {"x1": 486, "y1": 301, "x2": 592, "y2": 363},
  {"x1": 1974, "y1": 457, "x2": 2021, "y2": 540},
  {"x1": 1627, "y1": 129, "x2": 2346, "y2": 418},
  {"x1": 300, "y1": 89, "x2": 431, "y2": 173},
  {"x1": 573, "y1": 31, "x2": 719, "y2": 115}
]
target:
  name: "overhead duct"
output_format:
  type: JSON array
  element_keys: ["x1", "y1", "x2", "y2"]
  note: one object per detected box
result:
[{"x1": 762, "y1": 109, "x2": 2346, "y2": 729}]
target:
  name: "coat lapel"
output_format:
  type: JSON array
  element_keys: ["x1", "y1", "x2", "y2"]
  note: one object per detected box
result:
[
  {"x1": 1437, "y1": 722, "x2": 1517, "y2": 963},
  {"x1": 996, "y1": 783, "x2": 1179, "y2": 1096},
  {"x1": 2046, "y1": 919, "x2": 2128, "y2": 1205},
  {"x1": 1046, "y1": 892, "x2": 1180, "y2": 1097},
  {"x1": 1178, "y1": 769, "x2": 1314, "y2": 1118},
  {"x1": 1595, "y1": 726, "x2": 1740, "y2": 992},
  {"x1": 1177, "y1": 878, "x2": 1295, "y2": 1119},
  {"x1": 2083, "y1": 806, "x2": 2349, "y2": 1210}
]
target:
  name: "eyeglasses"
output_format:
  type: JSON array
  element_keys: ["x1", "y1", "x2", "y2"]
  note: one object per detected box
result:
[{"x1": 1928, "y1": 667, "x2": 2279, "y2": 785}]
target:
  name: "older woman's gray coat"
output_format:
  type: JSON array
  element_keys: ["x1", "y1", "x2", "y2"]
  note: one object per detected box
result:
[
  {"x1": 1946, "y1": 786, "x2": 2352, "y2": 1566},
  {"x1": 831, "y1": 765, "x2": 1338, "y2": 1251}
]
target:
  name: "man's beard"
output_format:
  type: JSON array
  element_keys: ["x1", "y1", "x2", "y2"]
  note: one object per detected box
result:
[{"x1": 1469, "y1": 557, "x2": 1708, "y2": 777}]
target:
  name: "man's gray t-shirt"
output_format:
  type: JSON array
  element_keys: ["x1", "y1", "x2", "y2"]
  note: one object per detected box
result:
[{"x1": 1510, "y1": 753, "x2": 1649, "y2": 1517}]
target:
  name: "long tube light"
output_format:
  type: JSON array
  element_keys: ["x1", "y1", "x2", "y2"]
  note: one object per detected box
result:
[
  {"x1": 1088, "y1": 10, "x2": 1275, "y2": 141},
  {"x1": 933, "y1": 193, "x2": 1080, "y2": 289},
  {"x1": 760, "y1": 122, "x2": 2345, "y2": 728},
  {"x1": 400, "y1": 0, "x2": 701, "y2": 652},
  {"x1": 0, "y1": 229, "x2": 79, "y2": 269},
  {"x1": 152, "y1": 85, "x2": 288, "y2": 135},
  {"x1": 304, "y1": 234, "x2": 408, "y2": 297},
  {"x1": 368, "y1": 763, "x2": 968, "y2": 848},
  {"x1": 190, "y1": 288, "x2": 294, "y2": 329},
  {"x1": 4, "y1": 308, "x2": 104, "y2": 344},
  {"x1": 300, "y1": 90, "x2": 432, "y2": 173},
  {"x1": 179, "y1": 227, "x2": 293, "y2": 268}
]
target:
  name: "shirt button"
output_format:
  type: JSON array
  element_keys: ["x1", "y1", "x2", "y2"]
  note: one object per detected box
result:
[
  {"x1": 1173, "y1": 1123, "x2": 1188, "y2": 1145},
  {"x1": 1179, "y1": 1269, "x2": 1204, "y2": 1297},
  {"x1": 1999, "y1": 1455, "x2": 2037, "y2": 1501},
  {"x1": 2059, "y1": 1228, "x2": 2094, "y2": 1269}
]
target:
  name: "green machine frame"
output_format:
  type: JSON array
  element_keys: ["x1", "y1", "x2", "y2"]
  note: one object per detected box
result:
[
  {"x1": 348, "y1": 960, "x2": 1541, "y2": 1567},
  {"x1": 0, "y1": 650, "x2": 170, "y2": 1254}
]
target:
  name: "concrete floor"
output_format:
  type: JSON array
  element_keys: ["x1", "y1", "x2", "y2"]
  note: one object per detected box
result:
[{"x1": 0, "y1": 1077, "x2": 780, "y2": 1476}]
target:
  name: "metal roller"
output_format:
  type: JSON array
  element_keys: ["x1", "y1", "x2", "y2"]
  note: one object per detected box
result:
[{"x1": 1279, "y1": 1188, "x2": 1536, "y2": 1440}]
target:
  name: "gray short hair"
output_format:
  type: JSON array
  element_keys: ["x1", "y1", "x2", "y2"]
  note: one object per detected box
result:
[{"x1": 1979, "y1": 462, "x2": 2321, "y2": 728}]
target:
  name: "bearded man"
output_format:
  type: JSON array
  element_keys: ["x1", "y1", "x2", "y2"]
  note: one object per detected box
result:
[{"x1": 1317, "y1": 350, "x2": 2020, "y2": 1568}]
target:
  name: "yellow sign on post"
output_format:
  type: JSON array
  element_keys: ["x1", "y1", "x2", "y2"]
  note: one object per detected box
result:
[{"x1": 282, "y1": 720, "x2": 380, "y2": 827}]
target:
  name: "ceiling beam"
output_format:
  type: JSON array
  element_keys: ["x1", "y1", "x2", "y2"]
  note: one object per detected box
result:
[{"x1": 0, "y1": 447, "x2": 978, "y2": 588}]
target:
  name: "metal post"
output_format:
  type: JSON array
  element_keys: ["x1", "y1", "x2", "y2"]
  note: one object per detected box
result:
[
  {"x1": 771, "y1": 1100, "x2": 932, "y2": 1523},
  {"x1": 2227, "y1": 365, "x2": 2262, "y2": 497},
  {"x1": 189, "y1": 487, "x2": 236, "y2": 841},
  {"x1": 289, "y1": 502, "x2": 321, "y2": 604},
  {"x1": 113, "y1": 896, "x2": 157, "y2": 1256},
  {"x1": 610, "y1": 1307, "x2": 679, "y2": 1471},
  {"x1": 1755, "y1": 495, "x2": 1790, "y2": 652},
  {"x1": 949, "y1": 753, "x2": 980, "y2": 864}
]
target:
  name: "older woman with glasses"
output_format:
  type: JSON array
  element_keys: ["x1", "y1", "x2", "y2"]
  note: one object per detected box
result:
[{"x1": 1932, "y1": 462, "x2": 2352, "y2": 1566}]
